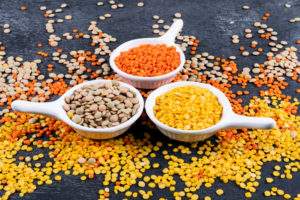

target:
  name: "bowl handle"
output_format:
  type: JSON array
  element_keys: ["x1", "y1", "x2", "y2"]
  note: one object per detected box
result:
[
  {"x1": 11, "y1": 100, "x2": 62, "y2": 119},
  {"x1": 225, "y1": 113, "x2": 276, "y2": 129},
  {"x1": 159, "y1": 19, "x2": 183, "y2": 44}
]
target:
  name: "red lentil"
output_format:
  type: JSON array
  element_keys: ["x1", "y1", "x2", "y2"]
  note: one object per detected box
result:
[{"x1": 115, "y1": 44, "x2": 180, "y2": 77}]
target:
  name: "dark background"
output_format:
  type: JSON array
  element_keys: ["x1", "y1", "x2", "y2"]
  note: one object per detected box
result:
[{"x1": 0, "y1": 0, "x2": 299, "y2": 199}]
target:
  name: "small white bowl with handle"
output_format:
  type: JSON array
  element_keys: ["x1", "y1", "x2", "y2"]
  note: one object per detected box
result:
[
  {"x1": 109, "y1": 19, "x2": 185, "y2": 89},
  {"x1": 11, "y1": 79, "x2": 144, "y2": 140},
  {"x1": 145, "y1": 81, "x2": 276, "y2": 142}
]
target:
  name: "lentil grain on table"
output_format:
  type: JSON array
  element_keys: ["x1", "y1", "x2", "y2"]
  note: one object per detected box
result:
[{"x1": 0, "y1": 1, "x2": 299, "y2": 200}]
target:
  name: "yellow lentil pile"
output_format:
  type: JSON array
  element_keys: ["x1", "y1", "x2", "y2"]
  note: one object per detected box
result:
[
  {"x1": 154, "y1": 86, "x2": 222, "y2": 130},
  {"x1": 0, "y1": 97, "x2": 299, "y2": 199}
]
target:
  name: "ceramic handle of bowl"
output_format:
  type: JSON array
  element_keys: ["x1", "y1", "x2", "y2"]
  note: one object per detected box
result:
[
  {"x1": 160, "y1": 19, "x2": 183, "y2": 44},
  {"x1": 11, "y1": 100, "x2": 61, "y2": 119},
  {"x1": 226, "y1": 113, "x2": 276, "y2": 129}
]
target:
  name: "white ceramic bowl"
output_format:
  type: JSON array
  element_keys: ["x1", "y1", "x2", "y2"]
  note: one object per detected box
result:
[
  {"x1": 109, "y1": 19, "x2": 185, "y2": 89},
  {"x1": 12, "y1": 80, "x2": 144, "y2": 140},
  {"x1": 145, "y1": 81, "x2": 276, "y2": 142}
]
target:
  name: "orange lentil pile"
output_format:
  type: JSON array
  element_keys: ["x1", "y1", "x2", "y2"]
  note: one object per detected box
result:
[{"x1": 115, "y1": 44, "x2": 180, "y2": 77}]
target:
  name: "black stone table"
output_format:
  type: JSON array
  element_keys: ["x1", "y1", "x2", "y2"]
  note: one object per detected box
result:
[{"x1": 0, "y1": 0, "x2": 299, "y2": 199}]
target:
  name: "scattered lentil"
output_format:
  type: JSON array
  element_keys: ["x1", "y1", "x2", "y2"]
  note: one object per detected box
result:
[
  {"x1": 174, "y1": 13, "x2": 182, "y2": 18},
  {"x1": 242, "y1": 5, "x2": 250, "y2": 10},
  {"x1": 216, "y1": 189, "x2": 224, "y2": 196},
  {"x1": 137, "y1": 2, "x2": 144, "y2": 7},
  {"x1": 65, "y1": 15, "x2": 72, "y2": 20},
  {"x1": 285, "y1": 3, "x2": 291, "y2": 8}
]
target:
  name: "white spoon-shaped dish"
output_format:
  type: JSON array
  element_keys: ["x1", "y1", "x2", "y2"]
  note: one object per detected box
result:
[
  {"x1": 145, "y1": 81, "x2": 276, "y2": 142},
  {"x1": 109, "y1": 19, "x2": 185, "y2": 89},
  {"x1": 11, "y1": 80, "x2": 144, "y2": 140}
]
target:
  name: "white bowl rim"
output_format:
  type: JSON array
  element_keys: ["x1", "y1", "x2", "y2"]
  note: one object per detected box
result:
[
  {"x1": 145, "y1": 81, "x2": 233, "y2": 135},
  {"x1": 58, "y1": 79, "x2": 144, "y2": 133},
  {"x1": 109, "y1": 38, "x2": 186, "y2": 81}
]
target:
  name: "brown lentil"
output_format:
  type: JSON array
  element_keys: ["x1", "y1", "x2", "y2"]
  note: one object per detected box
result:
[{"x1": 64, "y1": 81, "x2": 139, "y2": 128}]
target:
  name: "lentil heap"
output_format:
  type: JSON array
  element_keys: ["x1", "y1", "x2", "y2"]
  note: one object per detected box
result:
[
  {"x1": 64, "y1": 81, "x2": 139, "y2": 128},
  {"x1": 0, "y1": 1, "x2": 299, "y2": 200},
  {"x1": 115, "y1": 44, "x2": 181, "y2": 77},
  {"x1": 154, "y1": 86, "x2": 222, "y2": 130}
]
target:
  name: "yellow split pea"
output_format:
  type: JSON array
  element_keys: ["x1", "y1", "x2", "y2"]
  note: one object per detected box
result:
[{"x1": 154, "y1": 86, "x2": 222, "y2": 130}]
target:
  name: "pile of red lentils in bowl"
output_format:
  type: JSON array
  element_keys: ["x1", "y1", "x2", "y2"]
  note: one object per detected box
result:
[
  {"x1": 115, "y1": 44, "x2": 181, "y2": 77},
  {"x1": 0, "y1": 1, "x2": 299, "y2": 200}
]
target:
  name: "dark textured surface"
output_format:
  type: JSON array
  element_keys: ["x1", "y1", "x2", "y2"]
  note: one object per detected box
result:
[{"x1": 0, "y1": 0, "x2": 300, "y2": 199}]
